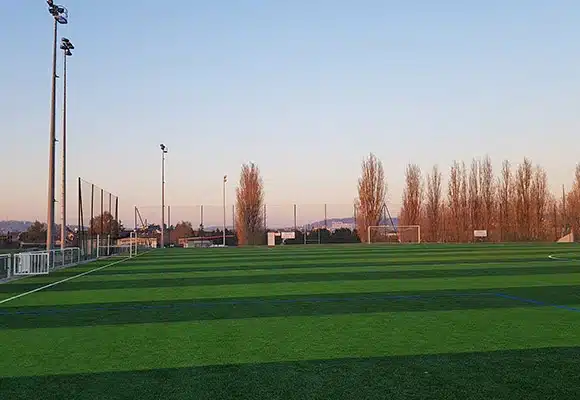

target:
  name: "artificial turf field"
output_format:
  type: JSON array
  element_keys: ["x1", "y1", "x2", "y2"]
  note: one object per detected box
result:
[{"x1": 0, "y1": 243, "x2": 579, "y2": 399}]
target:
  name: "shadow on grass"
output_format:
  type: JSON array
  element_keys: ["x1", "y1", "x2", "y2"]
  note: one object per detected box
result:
[
  {"x1": 1, "y1": 347, "x2": 579, "y2": 400},
  {"x1": 67, "y1": 255, "x2": 567, "y2": 276},
  {"x1": 2, "y1": 285, "x2": 579, "y2": 330},
  {"x1": 2, "y1": 264, "x2": 578, "y2": 295}
]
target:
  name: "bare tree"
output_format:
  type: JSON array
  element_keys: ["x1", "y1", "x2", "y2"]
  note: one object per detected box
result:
[
  {"x1": 425, "y1": 165, "x2": 442, "y2": 242},
  {"x1": 399, "y1": 164, "x2": 423, "y2": 226},
  {"x1": 235, "y1": 162, "x2": 264, "y2": 245},
  {"x1": 480, "y1": 156, "x2": 495, "y2": 239},
  {"x1": 89, "y1": 212, "x2": 122, "y2": 237},
  {"x1": 459, "y1": 162, "x2": 469, "y2": 242},
  {"x1": 530, "y1": 165, "x2": 549, "y2": 240},
  {"x1": 515, "y1": 158, "x2": 533, "y2": 240},
  {"x1": 356, "y1": 153, "x2": 386, "y2": 242},
  {"x1": 173, "y1": 221, "x2": 194, "y2": 239},
  {"x1": 468, "y1": 158, "x2": 483, "y2": 234},
  {"x1": 447, "y1": 161, "x2": 462, "y2": 242},
  {"x1": 497, "y1": 160, "x2": 513, "y2": 241},
  {"x1": 21, "y1": 221, "x2": 48, "y2": 243},
  {"x1": 566, "y1": 164, "x2": 580, "y2": 239}
]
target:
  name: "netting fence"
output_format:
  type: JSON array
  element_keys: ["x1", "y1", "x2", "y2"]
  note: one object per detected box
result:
[
  {"x1": 134, "y1": 203, "x2": 364, "y2": 246},
  {"x1": 77, "y1": 178, "x2": 121, "y2": 259},
  {"x1": 133, "y1": 200, "x2": 573, "y2": 246},
  {"x1": 135, "y1": 204, "x2": 359, "y2": 231}
]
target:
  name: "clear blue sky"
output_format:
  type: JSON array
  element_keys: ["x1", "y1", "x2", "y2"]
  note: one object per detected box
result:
[{"x1": 1, "y1": 0, "x2": 580, "y2": 227}]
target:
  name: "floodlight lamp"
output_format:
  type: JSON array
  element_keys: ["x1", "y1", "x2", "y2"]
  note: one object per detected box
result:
[
  {"x1": 50, "y1": 5, "x2": 68, "y2": 24},
  {"x1": 65, "y1": 49, "x2": 72, "y2": 56},
  {"x1": 160, "y1": 144, "x2": 166, "y2": 152}
]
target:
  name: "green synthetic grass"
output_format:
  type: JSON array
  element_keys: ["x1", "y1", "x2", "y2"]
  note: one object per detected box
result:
[{"x1": 1, "y1": 244, "x2": 580, "y2": 399}]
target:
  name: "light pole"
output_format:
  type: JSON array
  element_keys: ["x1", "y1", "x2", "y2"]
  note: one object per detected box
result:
[
  {"x1": 160, "y1": 144, "x2": 168, "y2": 248},
  {"x1": 223, "y1": 175, "x2": 227, "y2": 246},
  {"x1": 60, "y1": 37, "x2": 74, "y2": 250},
  {"x1": 46, "y1": 0, "x2": 68, "y2": 251}
]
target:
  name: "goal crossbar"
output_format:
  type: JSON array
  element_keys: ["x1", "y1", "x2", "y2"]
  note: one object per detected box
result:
[{"x1": 367, "y1": 225, "x2": 421, "y2": 244}]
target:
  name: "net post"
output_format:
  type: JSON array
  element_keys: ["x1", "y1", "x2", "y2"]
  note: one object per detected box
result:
[
  {"x1": 129, "y1": 231, "x2": 134, "y2": 258},
  {"x1": 77, "y1": 177, "x2": 81, "y2": 254},
  {"x1": 114, "y1": 196, "x2": 119, "y2": 239},
  {"x1": 418, "y1": 226, "x2": 421, "y2": 243},
  {"x1": 107, "y1": 234, "x2": 111, "y2": 256},
  {"x1": 134, "y1": 230, "x2": 138, "y2": 256},
  {"x1": 367, "y1": 225, "x2": 371, "y2": 244},
  {"x1": 100, "y1": 189, "x2": 104, "y2": 237},
  {"x1": 96, "y1": 234, "x2": 100, "y2": 258},
  {"x1": 90, "y1": 183, "x2": 94, "y2": 259},
  {"x1": 108, "y1": 192, "x2": 112, "y2": 237}
]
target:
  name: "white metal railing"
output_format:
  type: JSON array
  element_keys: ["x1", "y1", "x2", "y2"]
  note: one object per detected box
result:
[
  {"x1": 48, "y1": 247, "x2": 81, "y2": 271},
  {"x1": 13, "y1": 251, "x2": 50, "y2": 275},
  {"x1": 11, "y1": 247, "x2": 80, "y2": 276},
  {"x1": 1, "y1": 233, "x2": 142, "y2": 281},
  {"x1": 0, "y1": 254, "x2": 11, "y2": 280}
]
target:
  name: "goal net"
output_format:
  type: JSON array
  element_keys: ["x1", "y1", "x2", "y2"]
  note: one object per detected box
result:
[{"x1": 367, "y1": 225, "x2": 421, "y2": 244}]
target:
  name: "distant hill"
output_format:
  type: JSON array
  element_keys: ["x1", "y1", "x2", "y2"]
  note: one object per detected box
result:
[
  {"x1": 0, "y1": 221, "x2": 81, "y2": 234},
  {"x1": 304, "y1": 217, "x2": 399, "y2": 230},
  {"x1": 0, "y1": 220, "x2": 32, "y2": 233}
]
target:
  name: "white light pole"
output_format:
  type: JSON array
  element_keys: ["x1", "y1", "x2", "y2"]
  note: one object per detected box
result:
[
  {"x1": 223, "y1": 175, "x2": 227, "y2": 246},
  {"x1": 46, "y1": 1, "x2": 69, "y2": 251},
  {"x1": 160, "y1": 144, "x2": 168, "y2": 248},
  {"x1": 60, "y1": 37, "x2": 74, "y2": 250}
]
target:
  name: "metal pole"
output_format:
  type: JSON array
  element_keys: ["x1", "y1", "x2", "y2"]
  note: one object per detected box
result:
[
  {"x1": 100, "y1": 189, "x2": 104, "y2": 238},
  {"x1": 77, "y1": 177, "x2": 82, "y2": 255},
  {"x1": 114, "y1": 197, "x2": 119, "y2": 238},
  {"x1": 60, "y1": 50, "x2": 68, "y2": 250},
  {"x1": 46, "y1": 18, "x2": 58, "y2": 251},
  {"x1": 200, "y1": 205, "x2": 204, "y2": 231},
  {"x1": 90, "y1": 183, "x2": 94, "y2": 256},
  {"x1": 223, "y1": 175, "x2": 227, "y2": 246},
  {"x1": 161, "y1": 148, "x2": 166, "y2": 248},
  {"x1": 108, "y1": 192, "x2": 112, "y2": 236},
  {"x1": 167, "y1": 205, "x2": 171, "y2": 245}
]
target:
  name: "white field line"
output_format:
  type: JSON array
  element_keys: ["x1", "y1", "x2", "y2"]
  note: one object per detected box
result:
[
  {"x1": 548, "y1": 254, "x2": 578, "y2": 261},
  {"x1": 0, "y1": 250, "x2": 153, "y2": 306}
]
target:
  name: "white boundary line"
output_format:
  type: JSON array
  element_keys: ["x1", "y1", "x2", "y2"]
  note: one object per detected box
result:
[
  {"x1": 548, "y1": 253, "x2": 580, "y2": 261},
  {"x1": 0, "y1": 250, "x2": 153, "y2": 306}
]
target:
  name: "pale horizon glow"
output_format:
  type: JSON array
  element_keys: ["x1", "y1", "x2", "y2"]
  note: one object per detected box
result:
[{"x1": 1, "y1": 1, "x2": 580, "y2": 226}]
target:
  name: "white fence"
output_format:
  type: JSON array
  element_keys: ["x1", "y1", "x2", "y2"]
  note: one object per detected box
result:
[
  {"x1": 14, "y1": 251, "x2": 50, "y2": 275},
  {"x1": 0, "y1": 232, "x2": 147, "y2": 280},
  {"x1": 0, "y1": 254, "x2": 11, "y2": 280},
  {"x1": 10, "y1": 248, "x2": 81, "y2": 276}
]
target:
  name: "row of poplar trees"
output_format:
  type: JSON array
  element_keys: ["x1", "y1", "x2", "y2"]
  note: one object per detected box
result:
[
  {"x1": 232, "y1": 155, "x2": 580, "y2": 245},
  {"x1": 356, "y1": 154, "x2": 580, "y2": 243}
]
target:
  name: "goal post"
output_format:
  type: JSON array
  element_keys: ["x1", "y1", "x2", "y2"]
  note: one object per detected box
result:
[{"x1": 367, "y1": 225, "x2": 421, "y2": 244}]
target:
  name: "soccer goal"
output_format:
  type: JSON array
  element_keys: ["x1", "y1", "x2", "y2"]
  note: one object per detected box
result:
[
  {"x1": 367, "y1": 225, "x2": 421, "y2": 244},
  {"x1": 97, "y1": 231, "x2": 142, "y2": 259}
]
